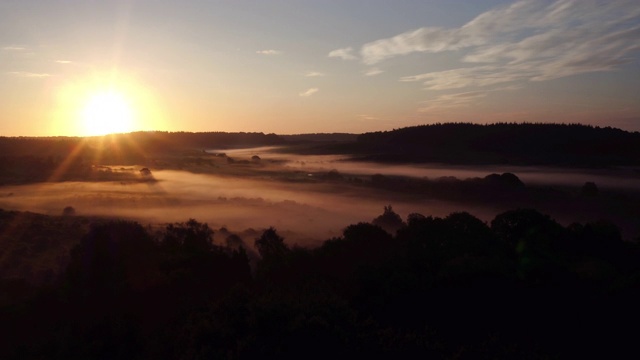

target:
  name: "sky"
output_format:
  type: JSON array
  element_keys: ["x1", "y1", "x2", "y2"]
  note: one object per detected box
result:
[{"x1": 1, "y1": 0, "x2": 639, "y2": 136}]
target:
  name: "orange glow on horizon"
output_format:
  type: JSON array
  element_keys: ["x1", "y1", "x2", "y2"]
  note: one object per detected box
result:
[{"x1": 49, "y1": 70, "x2": 169, "y2": 137}]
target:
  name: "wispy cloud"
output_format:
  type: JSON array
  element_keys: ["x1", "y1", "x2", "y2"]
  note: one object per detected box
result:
[
  {"x1": 256, "y1": 49, "x2": 282, "y2": 55},
  {"x1": 400, "y1": 65, "x2": 535, "y2": 90},
  {"x1": 55, "y1": 60, "x2": 72, "y2": 64},
  {"x1": 8, "y1": 71, "x2": 52, "y2": 78},
  {"x1": 304, "y1": 71, "x2": 325, "y2": 77},
  {"x1": 363, "y1": 67, "x2": 383, "y2": 76},
  {"x1": 418, "y1": 91, "x2": 487, "y2": 112},
  {"x1": 328, "y1": 47, "x2": 357, "y2": 60},
  {"x1": 349, "y1": 1, "x2": 640, "y2": 90},
  {"x1": 357, "y1": 114, "x2": 379, "y2": 121},
  {"x1": 361, "y1": 27, "x2": 477, "y2": 65},
  {"x1": 2, "y1": 46, "x2": 25, "y2": 51},
  {"x1": 418, "y1": 86, "x2": 522, "y2": 113},
  {"x1": 299, "y1": 88, "x2": 319, "y2": 97}
]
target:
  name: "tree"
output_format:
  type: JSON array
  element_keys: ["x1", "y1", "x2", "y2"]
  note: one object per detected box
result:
[
  {"x1": 491, "y1": 209, "x2": 568, "y2": 283},
  {"x1": 440, "y1": 212, "x2": 501, "y2": 259},
  {"x1": 491, "y1": 209, "x2": 560, "y2": 247},
  {"x1": 483, "y1": 173, "x2": 525, "y2": 189},
  {"x1": 163, "y1": 219, "x2": 215, "y2": 253},
  {"x1": 255, "y1": 227, "x2": 288, "y2": 259},
  {"x1": 65, "y1": 221, "x2": 157, "y2": 298},
  {"x1": 226, "y1": 234, "x2": 244, "y2": 250},
  {"x1": 343, "y1": 222, "x2": 393, "y2": 244},
  {"x1": 500, "y1": 172, "x2": 524, "y2": 187},
  {"x1": 372, "y1": 205, "x2": 405, "y2": 234}
]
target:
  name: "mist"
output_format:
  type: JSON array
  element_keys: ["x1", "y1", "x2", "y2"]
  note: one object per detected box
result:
[
  {"x1": 1, "y1": 146, "x2": 639, "y2": 245},
  {"x1": 222, "y1": 147, "x2": 640, "y2": 191},
  {"x1": 0, "y1": 169, "x2": 499, "y2": 245}
]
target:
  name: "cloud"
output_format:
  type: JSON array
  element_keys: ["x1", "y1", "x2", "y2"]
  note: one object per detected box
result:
[
  {"x1": 400, "y1": 65, "x2": 535, "y2": 90},
  {"x1": 2, "y1": 46, "x2": 25, "y2": 51},
  {"x1": 357, "y1": 114, "x2": 379, "y2": 121},
  {"x1": 418, "y1": 91, "x2": 487, "y2": 112},
  {"x1": 361, "y1": 27, "x2": 477, "y2": 65},
  {"x1": 7, "y1": 71, "x2": 52, "y2": 78},
  {"x1": 55, "y1": 60, "x2": 72, "y2": 64},
  {"x1": 418, "y1": 86, "x2": 522, "y2": 113},
  {"x1": 299, "y1": 88, "x2": 319, "y2": 97},
  {"x1": 363, "y1": 67, "x2": 383, "y2": 76},
  {"x1": 304, "y1": 71, "x2": 325, "y2": 77},
  {"x1": 328, "y1": 47, "x2": 357, "y2": 60},
  {"x1": 354, "y1": 0, "x2": 640, "y2": 89},
  {"x1": 256, "y1": 49, "x2": 281, "y2": 55}
]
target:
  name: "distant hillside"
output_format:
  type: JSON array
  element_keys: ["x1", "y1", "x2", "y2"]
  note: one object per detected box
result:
[
  {"x1": 347, "y1": 123, "x2": 640, "y2": 166},
  {"x1": 279, "y1": 133, "x2": 358, "y2": 143},
  {"x1": 0, "y1": 131, "x2": 285, "y2": 165}
]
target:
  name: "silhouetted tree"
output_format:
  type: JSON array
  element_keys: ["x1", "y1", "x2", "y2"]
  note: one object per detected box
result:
[
  {"x1": 483, "y1": 173, "x2": 525, "y2": 189},
  {"x1": 372, "y1": 205, "x2": 405, "y2": 234},
  {"x1": 226, "y1": 234, "x2": 244, "y2": 250},
  {"x1": 572, "y1": 220, "x2": 623, "y2": 259},
  {"x1": 65, "y1": 221, "x2": 157, "y2": 298},
  {"x1": 406, "y1": 212, "x2": 426, "y2": 225},
  {"x1": 491, "y1": 209, "x2": 569, "y2": 284},
  {"x1": 343, "y1": 222, "x2": 393, "y2": 245},
  {"x1": 158, "y1": 219, "x2": 252, "y2": 319},
  {"x1": 443, "y1": 212, "x2": 495, "y2": 251},
  {"x1": 340, "y1": 222, "x2": 395, "y2": 267},
  {"x1": 7, "y1": 206, "x2": 640, "y2": 359},
  {"x1": 491, "y1": 209, "x2": 559, "y2": 247},
  {"x1": 500, "y1": 172, "x2": 524, "y2": 187},
  {"x1": 163, "y1": 218, "x2": 214, "y2": 253},
  {"x1": 255, "y1": 227, "x2": 288, "y2": 260}
]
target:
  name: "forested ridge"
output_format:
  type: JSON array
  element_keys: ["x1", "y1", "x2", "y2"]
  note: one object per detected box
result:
[
  {"x1": 0, "y1": 131, "x2": 283, "y2": 184},
  {"x1": 355, "y1": 123, "x2": 640, "y2": 165},
  {"x1": 286, "y1": 123, "x2": 640, "y2": 166},
  {"x1": 0, "y1": 131, "x2": 283, "y2": 166},
  {"x1": 1, "y1": 207, "x2": 639, "y2": 358},
  {"x1": 5, "y1": 123, "x2": 640, "y2": 168}
]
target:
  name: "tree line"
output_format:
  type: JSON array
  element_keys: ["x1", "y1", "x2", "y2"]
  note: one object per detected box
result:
[
  {"x1": 1, "y1": 206, "x2": 640, "y2": 358},
  {"x1": 290, "y1": 123, "x2": 640, "y2": 166}
]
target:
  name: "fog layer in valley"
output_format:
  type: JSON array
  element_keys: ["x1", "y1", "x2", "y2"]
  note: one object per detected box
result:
[
  {"x1": 1, "y1": 146, "x2": 639, "y2": 245},
  {"x1": 222, "y1": 147, "x2": 640, "y2": 191},
  {"x1": 0, "y1": 169, "x2": 496, "y2": 245}
]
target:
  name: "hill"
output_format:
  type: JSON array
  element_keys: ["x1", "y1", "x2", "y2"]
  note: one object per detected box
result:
[
  {"x1": 282, "y1": 123, "x2": 640, "y2": 167},
  {"x1": 0, "y1": 131, "x2": 284, "y2": 159}
]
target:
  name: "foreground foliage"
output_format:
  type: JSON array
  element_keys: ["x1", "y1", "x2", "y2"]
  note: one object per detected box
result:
[{"x1": 1, "y1": 208, "x2": 640, "y2": 359}]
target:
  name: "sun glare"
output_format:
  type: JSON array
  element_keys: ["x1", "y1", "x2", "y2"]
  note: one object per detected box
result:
[
  {"x1": 81, "y1": 91, "x2": 134, "y2": 136},
  {"x1": 51, "y1": 71, "x2": 169, "y2": 136}
]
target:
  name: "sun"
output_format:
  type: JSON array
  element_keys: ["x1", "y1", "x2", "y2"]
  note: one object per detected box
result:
[
  {"x1": 51, "y1": 71, "x2": 170, "y2": 136},
  {"x1": 81, "y1": 91, "x2": 135, "y2": 136}
]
